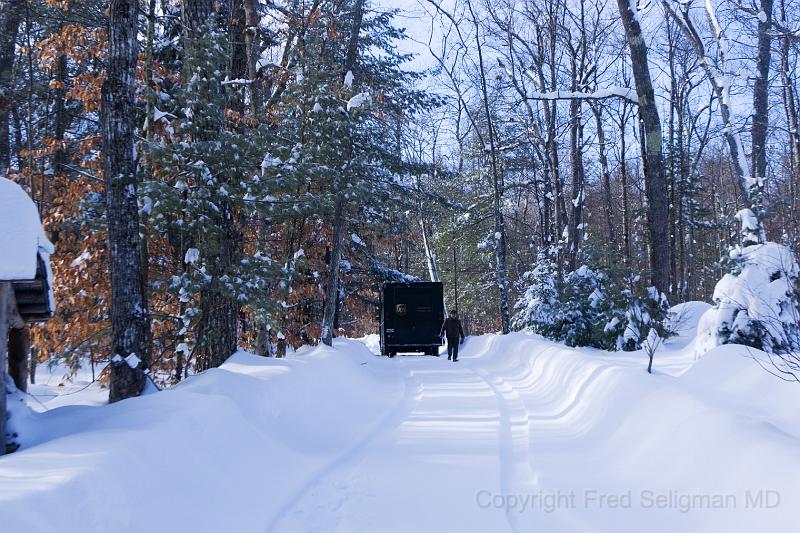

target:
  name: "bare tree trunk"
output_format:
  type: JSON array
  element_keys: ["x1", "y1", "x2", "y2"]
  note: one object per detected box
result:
[
  {"x1": 546, "y1": 96, "x2": 563, "y2": 259},
  {"x1": 102, "y1": 0, "x2": 149, "y2": 402},
  {"x1": 24, "y1": 3, "x2": 34, "y2": 197},
  {"x1": 182, "y1": 0, "x2": 212, "y2": 34},
  {"x1": 667, "y1": 16, "x2": 678, "y2": 298},
  {"x1": 333, "y1": 281, "x2": 343, "y2": 334},
  {"x1": 139, "y1": 0, "x2": 157, "y2": 351},
  {"x1": 255, "y1": 323, "x2": 272, "y2": 356},
  {"x1": 417, "y1": 173, "x2": 442, "y2": 284},
  {"x1": 545, "y1": 11, "x2": 567, "y2": 250},
  {"x1": 0, "y1": 0, "x2": 23, "y2": 170},
  {"x1": 420, "y1": 212, "x2": 441, "y2": 282},
  {"x1": 227, "y1": 0, "x2": 246, "y2": 114},
  {"x1": 144, "y1": 0, "x2": 157, "y2": 145},
  {"x1": 752, "y1": 0, "x2": 773, "y2": 191},
  {"x1": 567, "y1": 94, "x2": 585, "y2": 272},
  {"x1": 620, "y1": 107, "x2": 632, "y2": 267},
  {"x1": 1, "y1": 282, "x2": 25, "y2": 456},
  {"x1": 779, "y1": 0, "x2": 800, "y2": 176},
  {"x1": 322, "y1": 197, "x2": 346, "y2": 346},
  {"x1": 452, "y1": 242, "x2": 459, "y2": 315},
  {"x1": 566, "y1": 0, "x2": 588, "y2": 272},
  {"x1": 52, "y1": 53, "x2": 68, "y2": 176},
  {"x1": 196, "y1": 274, "x2": 239, "y2": 369},
  {"x1": 244, "y1": 0, "x2": 262, "y2": 113},
  {"x1": 616, "y1": 0, "x2": 670, "y2": 294},
  {"x1": 29, "y1": 346, "x2": 37, "y2": 384},
  {"x1": 467, "y1": 0, "x2": 510, "y2": 333},
  {"x1": 676, "y1": 89, "x2": 687, "y2": 300},
  {"x1": 342, "y1": 0, "x2": 365, "y2": 80},
  {"x1": 592, "y1": 105, "x2": 616, "y2": 248},
  {"x1": 194, "y1": 213, "x2": 240, "y2": 370},
  {"x1": 11, "y1": 104, "x2": 22, "y2": 164}
]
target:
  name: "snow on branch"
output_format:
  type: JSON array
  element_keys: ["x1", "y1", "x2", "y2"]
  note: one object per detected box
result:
[
  {"x1": 734, "y1": 4, "x2": 800, "y2": 41},
  {"x1": 524, "y1": 87, "x2": 639, "y2": 104},
  {"x1": 222, "y1": 78, "x2": 254, "y2": 86}
]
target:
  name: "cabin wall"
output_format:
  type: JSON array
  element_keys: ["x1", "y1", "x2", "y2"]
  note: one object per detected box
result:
[
  {"x1": 8, "y1": 326, "x2": 29, "y2": 392},
  {"x1": 1, "y1": 282, "x2": 9, "y2": 456},
  {"x1": 0, "y1": 281, "x2": 27, "y2": 456}
]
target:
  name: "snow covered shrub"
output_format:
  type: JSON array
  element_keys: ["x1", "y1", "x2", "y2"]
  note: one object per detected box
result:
[
  {"x1": 512, "y1": 252, "x2": 559, "y2": 336},
  {"x1": 618, "y1": 286, "x2": 672, "y2": 351},
  {"x1": 514, "y1": 258, "x2": 674, "y2": 351},
  {"x1": 554, "y1": 266, "x2": 616, "y2": 348},
  {"x1": 696, "y1": 211, "x2": 800, "y2": 356}
]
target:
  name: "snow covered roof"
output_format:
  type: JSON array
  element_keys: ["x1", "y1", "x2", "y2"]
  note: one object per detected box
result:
[{"x1": 0, "y1": 176, "x2": 55, "y2": 281}]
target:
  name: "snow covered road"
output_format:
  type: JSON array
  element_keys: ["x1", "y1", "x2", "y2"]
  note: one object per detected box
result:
[
  {"x1": 2, "y1": 313, "x2": 800, "y2": 532},
  {"x1": 270, "y1": 333, "x2": 800, "y2": 533}
]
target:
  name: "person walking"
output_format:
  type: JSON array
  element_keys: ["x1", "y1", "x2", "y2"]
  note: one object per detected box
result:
[{"x1": 440, "y1": 310, "x2": 465, "y2": 362}]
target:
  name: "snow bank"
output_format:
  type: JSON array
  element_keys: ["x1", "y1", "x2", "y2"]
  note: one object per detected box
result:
[
  {"x1": 669, "y1": 301, "x2": 712, "y2": 341},
  {"x1": 441, "y1": 333, "x2": 800, "y2": 533},
  {"x1": 0, "y1": 340, "x2": 402, "y2": 532},
  {"x1": 0, "y1": 176, "x2": 54, "y2": 281},
  {"x1": 680, "y1": 343, "x2": 800, "y2": 437}
]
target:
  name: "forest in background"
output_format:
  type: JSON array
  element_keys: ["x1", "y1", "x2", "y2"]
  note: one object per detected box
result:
[{"x1": 2, "y1": 0, "x2": 800, "y2": 395}]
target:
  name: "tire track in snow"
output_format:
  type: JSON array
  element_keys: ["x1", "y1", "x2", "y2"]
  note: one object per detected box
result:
[
  {"x1": 465, "y1": 336, "x2": 603, "y2": 532},
  {"x1": 463, "y1": 336, "x2": 535, "y2": 533},
  {"x1": 470, "y1": 367, "x2": 535, "y2": 533},
  {"x1": 264, "y1": 368, "x2": 423, "y2": 533}
]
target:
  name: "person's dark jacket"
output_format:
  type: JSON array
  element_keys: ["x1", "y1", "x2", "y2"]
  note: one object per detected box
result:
[{"x1": 440, "y1": 317, "x2": 464, "y2": 341}]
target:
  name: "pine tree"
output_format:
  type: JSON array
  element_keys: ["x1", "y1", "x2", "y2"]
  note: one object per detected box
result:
[
  {"x1": 696, "y1": 210, "x2": 800, "y2": 356},
  {"x1": 512, "y1": 252, "x2": 558, "y2": 335},
  {"x1": 145, "y1": 10, "x2": 284, "y2": 371},
  {"x1": 514, "y1": 252, "x2": 674, "y2": 352},
  {"x1": 256, "y1": 1, "x2": 435, "y2": 346}
]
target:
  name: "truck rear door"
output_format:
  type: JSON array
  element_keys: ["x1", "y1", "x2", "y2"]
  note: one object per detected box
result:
[{"x1": 394, "y1": 285, "x2": 435, "y2": 345}]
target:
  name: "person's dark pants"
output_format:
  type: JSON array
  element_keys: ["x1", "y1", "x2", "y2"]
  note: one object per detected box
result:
[{"x1": 447, "y1": 337, "x2": 459, "y2": 360}]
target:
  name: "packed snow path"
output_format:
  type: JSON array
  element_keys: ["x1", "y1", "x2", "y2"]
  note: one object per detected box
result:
[{"x1": 2, "y1": 310, "x2": 800, "y2": 533}]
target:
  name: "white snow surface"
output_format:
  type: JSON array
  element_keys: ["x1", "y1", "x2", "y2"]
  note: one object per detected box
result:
[
  {"x1": 184, "y1": 247, "x2": 200, "y2": 264},
  {"x1": 347, "y1": 92, "x2": 372, "y2": 111},
  {"x1": 351, "y1": 232, "x2": 366, "y2": 246},
  {"x1": 524, "y1": 87, "x2": 639, "y2": 104},
  {"x1": 344, "y1": 70, "x2": 355, "y2": 88},
  {"x1": 0, "y1": 176, "x2": 54, "y2": 281},
  {"x1": 2, "y1": 302, "x2": 800, "y2": 532}
]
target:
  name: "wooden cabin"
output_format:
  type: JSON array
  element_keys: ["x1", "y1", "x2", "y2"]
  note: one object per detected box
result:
[{"x1": 1, "y1": 176, "x2": 54, "y2": 455}]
